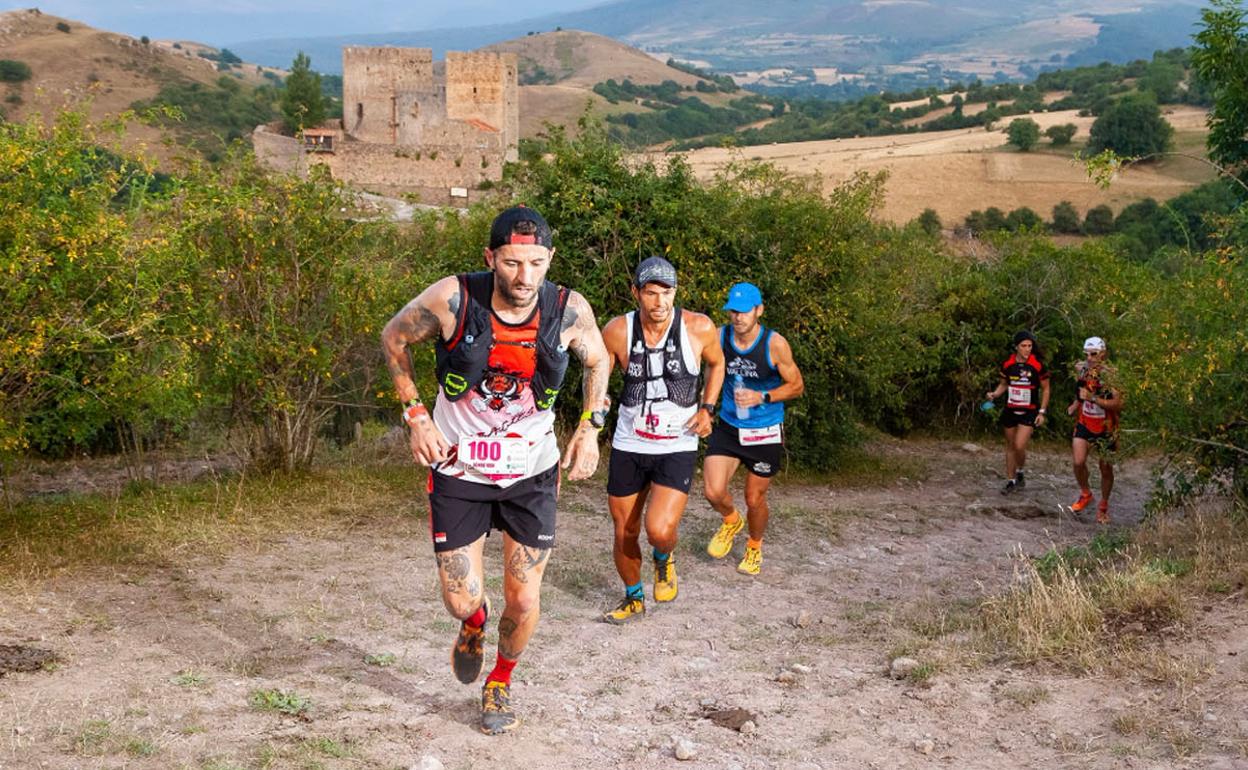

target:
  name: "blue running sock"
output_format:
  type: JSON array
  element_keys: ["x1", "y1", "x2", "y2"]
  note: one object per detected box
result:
[
  {"x1": 625, "y1": 582, "x2": 644, "y2": 601},
  {"x1": 653, "y1": 548, "x2": 670, "y2": 565}
]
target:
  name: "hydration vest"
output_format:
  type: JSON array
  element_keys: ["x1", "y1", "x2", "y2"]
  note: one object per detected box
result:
[
  {"x1": 434, "y1": 272, "x2": 571, "y2": 411},
  {"x1": 618, "y1": 308, "x2": 701, "y2": 410}
]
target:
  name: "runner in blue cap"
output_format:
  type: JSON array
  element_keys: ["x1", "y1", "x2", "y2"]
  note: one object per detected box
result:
[{"x1": 704, "y1": 282, "x2": 804, "y2": 575}]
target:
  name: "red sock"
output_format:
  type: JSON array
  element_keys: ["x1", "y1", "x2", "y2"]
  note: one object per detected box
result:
[
  {"x1": 486, "y1": 654, "x2": 517, "y2": 685},
  {"x1": 464, "y1": 603, "x2": 488, "y2": 630}
]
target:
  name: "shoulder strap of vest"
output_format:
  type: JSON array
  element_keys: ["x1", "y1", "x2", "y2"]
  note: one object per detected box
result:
[
  {"x1": 443, "y1": 273, "x2": 473, "y2": 351},
  {"x1": 719, "y1": 325, "x2": 730, "y2": 355}
]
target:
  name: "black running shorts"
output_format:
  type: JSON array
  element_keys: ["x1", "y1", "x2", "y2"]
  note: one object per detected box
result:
[
  {"x1": 705, "y1": 419, "x2": 783, "y2": 478},
  {"x1": 1073, "y1": 423, "x2": 1118, "y2": 452},
  {"x1": 606, "y1": 448, "x2": 697, "y2": 497},
  {"x1": 428, "y1": 464, "x2": 558, "y2": 552},
  {"x1": 999, "y1": 409, "x2": 1039, "y2": 429}
]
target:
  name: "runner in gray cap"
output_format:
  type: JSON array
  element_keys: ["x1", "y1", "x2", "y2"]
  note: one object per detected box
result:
[{"x1": 599, "y1": 256, "x2": 725, "y2": 623}]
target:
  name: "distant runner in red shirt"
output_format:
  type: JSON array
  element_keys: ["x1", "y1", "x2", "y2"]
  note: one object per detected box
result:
[
  {"x1": 1066, "y1": 336, "x2": 1123, "y2": 524},
  {"x1": 985, "y1": 330, "x2": 1050, "y2": 495}
]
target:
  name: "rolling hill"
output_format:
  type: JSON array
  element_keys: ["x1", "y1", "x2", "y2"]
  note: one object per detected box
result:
[
  {"x1": 0, "y1": 8, "x2": 283, "y2": 160},
  {"x1": 226, "y1": 0, "x2": 1208, "y2": 92}
]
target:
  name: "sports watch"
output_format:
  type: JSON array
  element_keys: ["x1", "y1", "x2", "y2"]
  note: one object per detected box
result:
[{"x1": 580, "y1": 408, "x2": 609, "y2": 429}]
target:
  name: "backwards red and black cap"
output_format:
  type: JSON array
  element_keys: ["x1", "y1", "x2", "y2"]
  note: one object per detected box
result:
[{"x1": 488, "y1": 205, "x2": 553, "y2": 250}]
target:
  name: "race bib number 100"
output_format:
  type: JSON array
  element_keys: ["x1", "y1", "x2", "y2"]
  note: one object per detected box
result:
[{"x1": 458, "y1": 436, "x2": 528, "y2": 479}]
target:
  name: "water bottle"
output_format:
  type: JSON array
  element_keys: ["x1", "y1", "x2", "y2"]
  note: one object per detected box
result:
[
  {"x1": 980, "y1": 399, "x2": 996, "y2": 413},
  {"x1": 734, "y1": 374, "x2": 750, "y2": 421}
]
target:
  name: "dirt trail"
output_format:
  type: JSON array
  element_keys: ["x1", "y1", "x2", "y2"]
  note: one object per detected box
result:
[{"x1": 2, "y1": 440, "x2": 1246, "y2": 769}]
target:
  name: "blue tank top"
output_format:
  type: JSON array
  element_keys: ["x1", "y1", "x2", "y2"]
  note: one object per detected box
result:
[{"x1": 719, "y1": 325, "x2": 784, "y2": 429}]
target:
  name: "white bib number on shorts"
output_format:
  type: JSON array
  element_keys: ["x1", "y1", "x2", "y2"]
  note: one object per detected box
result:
[
  {"x1": 632, "y1": 410, "x2": 686, "y2": 440},
  {"x1": 1007, "y1": 385, "x2": 1031, "y2": 408},
  {"x1": 457, "y1": 436, "x2": 528, "y2": 479},
  {"x1": 739, "y1": 424, "x2": 783, "y2": 445}
]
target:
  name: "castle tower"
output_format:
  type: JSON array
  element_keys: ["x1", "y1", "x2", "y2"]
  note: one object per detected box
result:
[
  {"x1": 341, "y1": 46, "x2": 435, "y2": 144},
  {"x1": 446, "y1": 51, "x2": 519, "y2": 161}
]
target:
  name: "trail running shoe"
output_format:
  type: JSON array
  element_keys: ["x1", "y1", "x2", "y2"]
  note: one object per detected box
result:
[
  {"x1": 480, "y1": 681, "x2": 519, "y2": 735},
  {"x1": 602, "y1": 595, "x2": 646, "y2": 624},
  {"x1": 1071, "y1": 491, "x2": 1095, "y2": 512},
  {"x1": 1096, "y1": 500, "x2": 1110, "y2": 525},
  {"x1": 1014, "y1": 472, "x2": 1026, "y2": 491},
  {"x1": 1001, "y1": 479, "x2": 1016, "y2": 495},
  {"x1": 707, "y1": 517, "x2": 745, "y2": 559},
  {"x1": 654, "y1": 555, "x2": 678, "y2": 602},
  {"x1": 451, "y1": 597, "x2": 489, "y2": 684},
  {"x1": 737, "y1": 545, "x2": 763, "y2": 576}
]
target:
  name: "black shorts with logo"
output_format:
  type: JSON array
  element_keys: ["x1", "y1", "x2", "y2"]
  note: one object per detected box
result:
[
  {"x1": 999, "y1": 408, "x2": 1039, "y2": 429},
  {"x1": 1074, "y1": 423, "x2": 1119, "y2": 452},
  {"x1": 428, "y1": 464, "x2": 558, "y2": 552},
  {"x1": 705, "y1": 419, "x2": 784, "y2": 478},
  {"x1": 607, "y1": 448, "x2": 697, "y2": 497}
]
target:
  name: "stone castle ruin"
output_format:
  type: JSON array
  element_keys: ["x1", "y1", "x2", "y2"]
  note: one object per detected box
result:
[{"x1": 254, "y1": 46, "x2": 519, "y2": 205}]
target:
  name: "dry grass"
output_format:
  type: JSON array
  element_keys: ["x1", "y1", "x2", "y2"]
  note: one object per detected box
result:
[
  {"x1": 981, "y1": 507, "x2": 1247, "y2": 671},
  {"x1": 0, "y1": 463, "x2": 423, "y2": 584}
]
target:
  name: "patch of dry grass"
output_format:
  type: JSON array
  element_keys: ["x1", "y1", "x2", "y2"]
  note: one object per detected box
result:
[
  {"x1": 981, "y1": 507, "x2": 1247, "y2": 671},
  {"x1": 0, "y1": 464, "x2": 424, "y2": 583}
]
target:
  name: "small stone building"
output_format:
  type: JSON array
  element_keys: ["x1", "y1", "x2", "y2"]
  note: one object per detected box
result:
[{"x1": 254, "y1": 46, "x2": 519, "y2": 205}]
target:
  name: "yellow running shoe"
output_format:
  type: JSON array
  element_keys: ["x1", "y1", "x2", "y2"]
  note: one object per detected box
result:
[
  {"x1": 654, "y1": 555, "x2": 678, "y2": 602},
  {"x1": 737, "y1": 545, "x2": 762, "y2": 576},
  {"x1": 602, "y1": 595, "x2": 646, "y2": 624},
  {"x1": 480, "y1": 681, "x2": 519, "y2": 735},
  {"x1": 707, "y1": 517, "x2": 745, "y2": 559}
]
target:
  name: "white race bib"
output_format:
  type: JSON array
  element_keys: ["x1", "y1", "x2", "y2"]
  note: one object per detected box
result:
[
  {"x1": 1082, "y1": 400, "x2": 1106, "y2": 419},
  {"x1": 457, "y1": 436, "x2": 528, "y2": 480},
  {"x1": 1007, "y1": 386, "x2": 1031, "y2": 408},
  {"x1": 739, "y1": 424, "x2": 783, "y2": 445},
  {"x1": 632, "y1": 410, "x2": 687, "y2": 440}
]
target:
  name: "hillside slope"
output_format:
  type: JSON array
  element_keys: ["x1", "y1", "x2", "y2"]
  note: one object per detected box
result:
[{"x1": 0, "y1": 9, "x2": 278, "y2": 159}]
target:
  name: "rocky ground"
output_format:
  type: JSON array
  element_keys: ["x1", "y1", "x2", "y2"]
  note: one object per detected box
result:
[{"x1": 2, "y1": 438, "x2": 1246, "y2": 769}]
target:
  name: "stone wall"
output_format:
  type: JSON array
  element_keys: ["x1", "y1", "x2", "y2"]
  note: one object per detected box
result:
[{"x1": 252, "y1": 126, "x2": 307, "y2": 176}]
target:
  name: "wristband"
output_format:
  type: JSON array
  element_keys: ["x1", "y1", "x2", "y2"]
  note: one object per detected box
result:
[
  {"x1": 1039, "y1": 408, "x2": 1047, "y2": 414},
  {"x1": 700, "y1": 402, "x2": 717, "y2": 416},
  {"x1": 762, "y1": 391, "x2": 773, "y2": 404},
  {"x1": 403, "y1": 401, "x2": 429, "y2": 425}
]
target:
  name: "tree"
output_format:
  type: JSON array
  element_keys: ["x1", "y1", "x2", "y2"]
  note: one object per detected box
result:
[
  {"x1": 281, "y1": 52, "x2": 325, "y2": 133},
  {"x1": 1084, "y1": 204, "x2": 1115, "y2": 235},
  {"x1": 1006, "y1": 207, "x2": 1042, "y2": 231},
  {"x1": 1087, "y1": 93, "x2": 1174, "y2": 157},
  {"x1": 1192, "y1": 0, "x2": 1248, "y2": 174},
  {"x1": 1051, "y1": 201, "x2": 1082, "y2": 234},
  {"x1": 915, "y1": 208, "x2": 942, "y2": 236},
  {"x1": 1045, "y1": 123, "x2": 1077, "y2": 146},
  {"x1": 1006, "y1": 118, "x2": 1041, "y2": 151}
]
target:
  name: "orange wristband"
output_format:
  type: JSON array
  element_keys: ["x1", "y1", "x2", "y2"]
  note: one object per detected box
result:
[{"x1": 403, "y1": 402, "x2": 429, "y2": 425}]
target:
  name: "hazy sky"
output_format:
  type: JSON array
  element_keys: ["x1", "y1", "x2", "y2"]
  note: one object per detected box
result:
[{"x1": 0, "y1": 1, "x2": 607, "y2": 45}]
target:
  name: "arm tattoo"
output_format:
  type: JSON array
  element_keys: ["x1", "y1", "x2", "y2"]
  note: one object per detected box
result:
[
  {"x1": 497, "y1": 616, "x2": 520, "y2": 659},
  {"x1": 505, "y1": 546, "x2": 550, "y2": 584},
  {"x1": 560, "y1": 302, "x2": 579, "y2": 333},
  {"x1": 448, "y1": 289, "x2": 461, "y2": 318}
]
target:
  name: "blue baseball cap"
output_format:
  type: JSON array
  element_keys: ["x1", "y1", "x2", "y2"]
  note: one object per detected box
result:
[{"x1": 723, "y1": 282, "x2": 763, "y2": 312}]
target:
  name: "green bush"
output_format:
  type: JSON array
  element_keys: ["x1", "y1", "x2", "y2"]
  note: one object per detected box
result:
[
  {"x1": 1088, "y1": 93, "x2": 1174, "y2": 157},
  {"x1": 1006, "y1": 118, "x2": 1041, "y2": 151},
  {"x1": 0, "y1": 60, "x2": 32, "y2": 83},
  {"x1": 168, "y1": 156, "x2": 409, "y2": 470},
  {"x1": 1045, "y1": 123, "x2": 1078, "y2": 146},
  {"x1": 1051, "y1": 201, "x2": 1082, "y2": 234},
  {"x1": 0, "y1": 112, "x2": 195, "y2": 457}
]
